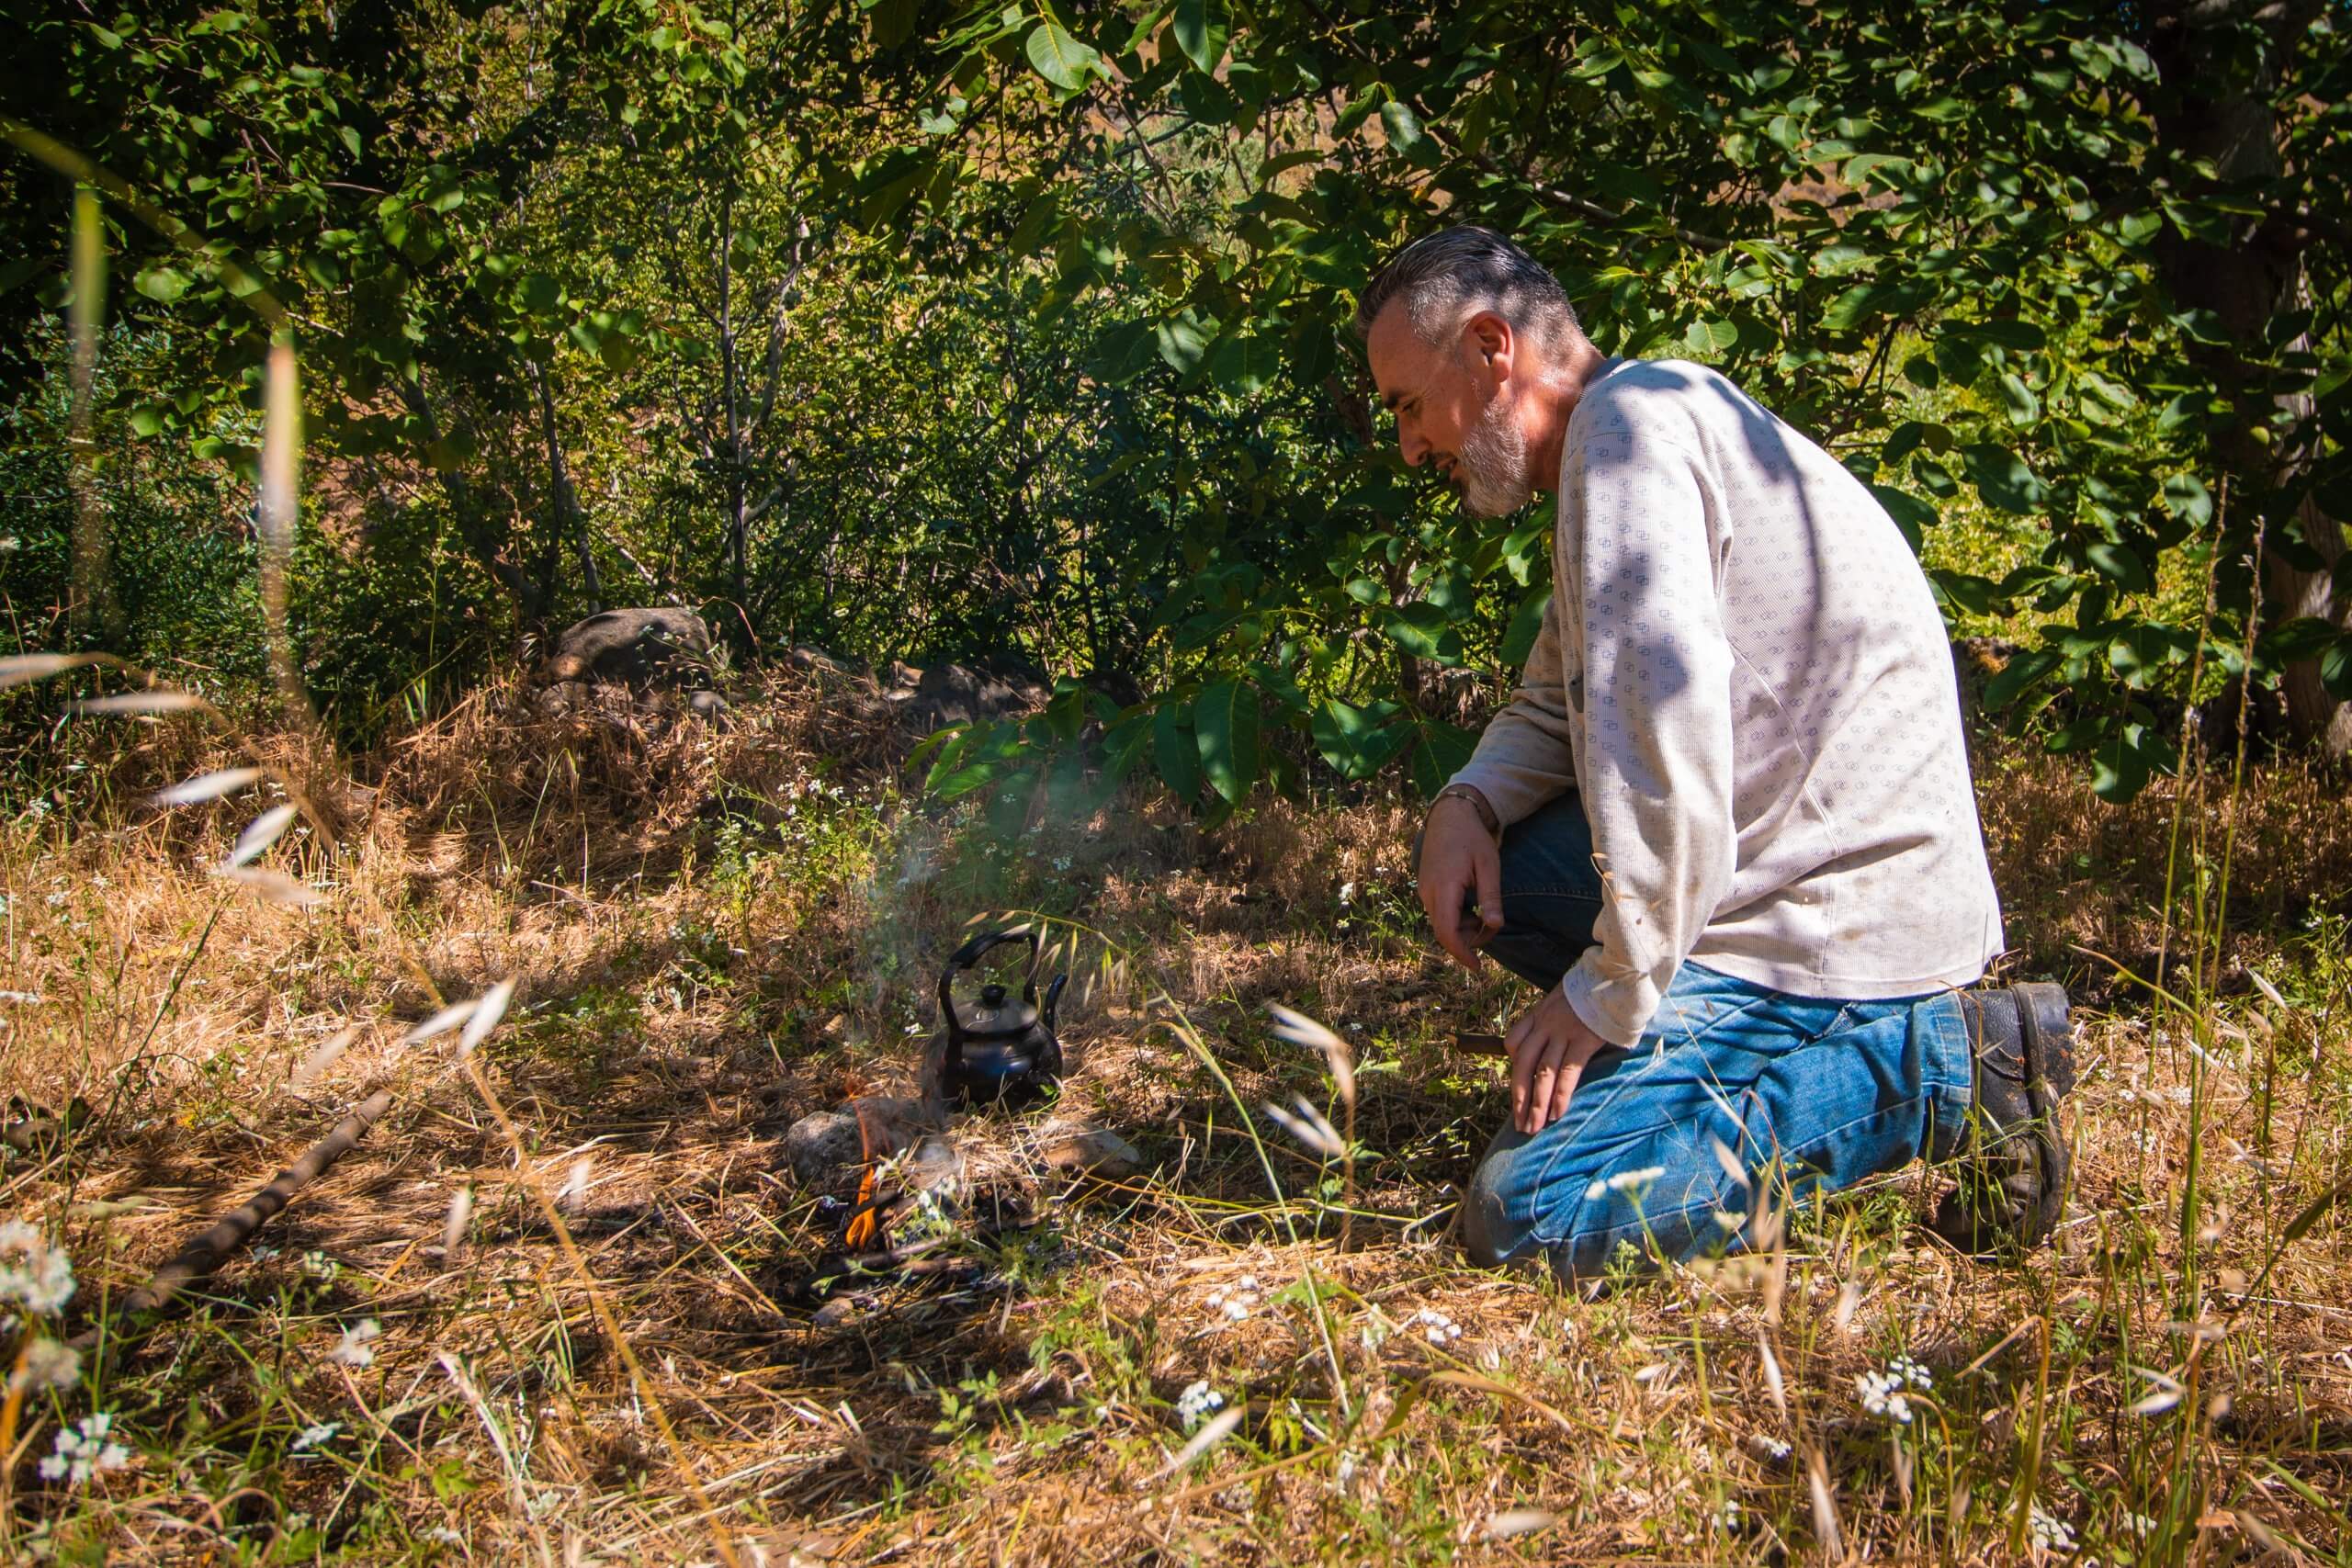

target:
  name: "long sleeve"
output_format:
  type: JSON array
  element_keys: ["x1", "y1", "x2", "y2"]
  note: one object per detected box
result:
[
  {"x1": 1447, "y1": 590, "x2": 1580, "y2": 828},
  {"x1": 1554, "y1": 431, "x2": 1737, "y2": 1048}
]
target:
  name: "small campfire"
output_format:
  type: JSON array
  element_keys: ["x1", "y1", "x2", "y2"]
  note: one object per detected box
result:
[{"x1": 782, "y1": 926, "x2": 1137, "y2": 1305}]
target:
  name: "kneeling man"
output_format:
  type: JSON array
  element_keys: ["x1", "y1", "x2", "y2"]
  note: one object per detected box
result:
[{"x1": 1359, "y1": 227, "x2": 2074, "y2": 1280}]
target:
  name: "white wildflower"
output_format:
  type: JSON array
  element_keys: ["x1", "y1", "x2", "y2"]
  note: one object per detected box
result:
[
  {"x1": 291, "y1": 1421, "x2": 340, "y2": 1453},
  {"x1": 1715, "y1": 1497, "x2": 1742, "y2": 1532},
  {"x1": 300, "y1": 1249, "x2": 337, "y2": 1281},
  {"x1": 1205, "y1": 1280, "x2": 1261, "y2": 1324},
  {"x1": 1410, "y1": 1308, "x2": 1464, "y2": 1345},
  {"x1": 2029, "y1": 1503, "x2": 2075, "y2": 1553},
  {"x1": 1888, "y1": 1354, "x2": 1933, "y2": 1392},
  {"x1": 1856, "y1": 1368, "x2": 1916, "y2": 1424},
  {"x1": 1584, "y1": 1165, "x2": 1668, "y2": 1202},
  {"x1": 329, "y1": 1318, "x2": 381, "y2": 1368},
  {"x1": 1338, "y1": 881, "x2": 1358, "y2": 905},
  {"x1": 38, "y1": 1414, "x2": 131, "y2": 1486},
  {"x1": 10, "y1": 1337, "x2": 81, "y2": 1393},
  {"x1": 1175, "y1": 1380, "x2": 1226, "y2": 1431},
  {"x1": 0, "y1": 1222, "x2": 75, "y2": 1314}
]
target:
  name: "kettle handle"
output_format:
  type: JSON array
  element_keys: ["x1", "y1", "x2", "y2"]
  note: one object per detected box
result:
[{"x1": 937, "y1": 927, "x2": 1041, "y2": 1053}]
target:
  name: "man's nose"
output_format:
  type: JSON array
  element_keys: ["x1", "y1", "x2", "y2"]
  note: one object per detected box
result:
[{"x1": 1398, "y1": 418, "x2": 1427, "y2": 467}]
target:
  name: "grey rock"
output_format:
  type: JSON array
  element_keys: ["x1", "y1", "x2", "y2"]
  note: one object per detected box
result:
[
  {"x1": 546, "y1": 608, "x2": 714, "y2": 687},
  {"x1": 905, "y1": 658, "x2": 1048, "y2": 732},
  {"x1": 1039, "y1": 1122, "x2": 1143, "y2": 1179},
  {"x1": 783, "y1": 1109, "x2": 863, "y2": 1187}
]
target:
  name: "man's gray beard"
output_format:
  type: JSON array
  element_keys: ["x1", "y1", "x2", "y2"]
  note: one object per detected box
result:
[{"x1": 1454, "y1": 390, "x2": 1534, "y2": 517}]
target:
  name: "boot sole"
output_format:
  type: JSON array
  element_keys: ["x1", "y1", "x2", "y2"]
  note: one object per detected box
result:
[{"x1": 2012, "y1": 981, "x2": 2074, "y2": 1242}]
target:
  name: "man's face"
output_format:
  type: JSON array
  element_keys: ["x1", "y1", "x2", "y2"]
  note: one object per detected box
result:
[{"x1": 1365, "y1": 304, "x2": 1536, "y2": 517}]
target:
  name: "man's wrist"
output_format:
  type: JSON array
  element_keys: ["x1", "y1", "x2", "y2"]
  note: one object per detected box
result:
[{"x1": 1430, "y1": 783, "x2": 1501, "y2": 837}]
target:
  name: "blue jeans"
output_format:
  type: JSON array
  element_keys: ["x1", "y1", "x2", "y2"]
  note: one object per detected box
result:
[{"x1": 1445, "y1": 795, "x2": 1977, "y2": 1281}]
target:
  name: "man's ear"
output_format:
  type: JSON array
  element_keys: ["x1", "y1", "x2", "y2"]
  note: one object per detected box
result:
[{"x1": 1462, "y1": 310, "x2": 1513, "y2": 386}]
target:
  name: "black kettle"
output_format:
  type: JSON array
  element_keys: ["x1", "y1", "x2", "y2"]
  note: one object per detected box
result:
[{"x1": 927, "y1": 928, "x2": 1066, "y2": 1111}]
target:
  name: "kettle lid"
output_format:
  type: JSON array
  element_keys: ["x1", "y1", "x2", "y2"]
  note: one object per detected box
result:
[{"x1": 954, "y1": 981, "x2": 1038, "y2": 1038}]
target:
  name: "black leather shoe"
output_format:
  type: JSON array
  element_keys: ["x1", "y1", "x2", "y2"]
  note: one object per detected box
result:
[{"x1": 1930, "y1": 982, "x2": 2075, "y2": 1255}]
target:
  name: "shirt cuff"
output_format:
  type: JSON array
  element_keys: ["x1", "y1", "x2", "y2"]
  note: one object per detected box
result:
[{"x1": 1558, "y1": 950, "x2": 1657, "y2": 1049}]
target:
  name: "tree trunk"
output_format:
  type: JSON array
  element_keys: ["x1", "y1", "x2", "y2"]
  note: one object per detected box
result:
[
  {"x1": 397, "y1": 377, "x2": 544, "y2": 623},
  {"x1": 2143, "y1": 0, "x2": 2349, "y2": 754},
  {"x1": 717, "y1": 184, "x2": 751, "y2": 632},
  {"x1": 532, "y1": 358, "x2": 599, "y2": 614}
]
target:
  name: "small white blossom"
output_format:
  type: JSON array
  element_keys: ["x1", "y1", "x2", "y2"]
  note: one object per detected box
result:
[
  {"x1": 1338, "y1": 881, "x2": 1358, "y2": 905},
  {"x1": 329, "y1": 1318, "x2": 381, "y2": 1367},
  {"x1": 300, "y1": 1249, "x2": 338, "y2": 1281},
  {"x1": 1410, "y1": 1308, "x2": 1464, "y2": 1345},
  {"x1": 1857, "y1": 1369, "x2": 1916, "y2": 1424},
  {"x1": 2029, "y1": 1503, "x2": 2075, "y2": 1553},
  {"x1": 1584, "y1": 1165, "x2": 1668, "y2": 1202},
  {"x1": 1889, "y1": 1354, "x2": 1933, "y2": 1392},
  {"x1": 1758, "y1": 1434, "x2": 1793, "y2": 1461},
  {"x1": 291, "y1": 1421, "x2": 341, "y2": 1453},
  {"x1": 0, "y1": 1222, "x2": 75, "y2": 1314},
  {"x1": 10, "y1": 1337, "x2": 81, "y2": 1393},
  {"x1": 1715, "y1": 1497, "x2": 1741, "y2": 1532},
  {"x1": 1175, "y1": 1380, "x2": 1225, "y2": 1431},
  {"x1": 1205, "y1": 1280, "x2": 1261, "y2": 1323},
  {"x1": 38, "y1": 1414, "x2": 130, "y2": 1486}
]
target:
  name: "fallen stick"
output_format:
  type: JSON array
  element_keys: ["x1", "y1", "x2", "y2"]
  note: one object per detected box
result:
[
  {"x1": 1455, "y1": 1032, "x2": 1510, "y2": 1059},
  {"x1": 75, "y1": 1089, "x2": 393, "y2": 1343}
]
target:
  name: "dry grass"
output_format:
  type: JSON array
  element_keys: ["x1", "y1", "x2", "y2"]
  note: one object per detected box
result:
[{"x1": 2, "y1": 671, "x2": 2348, "y2": 1563}]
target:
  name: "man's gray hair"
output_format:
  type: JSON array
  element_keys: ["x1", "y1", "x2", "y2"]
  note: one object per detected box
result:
[{"x1": 1353, "y1": 226, "x2": 1581, "y2": 351}]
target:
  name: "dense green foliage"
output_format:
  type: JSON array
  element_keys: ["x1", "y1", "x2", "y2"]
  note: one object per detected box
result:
[{"x1": 3, "y1": 0, "x2": 2346, "y2": 798}]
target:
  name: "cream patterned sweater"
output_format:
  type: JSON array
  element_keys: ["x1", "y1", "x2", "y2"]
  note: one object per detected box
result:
[{"x1": 1451, "y1": 357, "x2": 2005, "y2": 1047}]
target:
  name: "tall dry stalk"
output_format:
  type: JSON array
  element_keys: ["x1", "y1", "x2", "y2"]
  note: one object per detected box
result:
[{"x1": 258, "y1": 333, "x2": 323, "y2": 748}]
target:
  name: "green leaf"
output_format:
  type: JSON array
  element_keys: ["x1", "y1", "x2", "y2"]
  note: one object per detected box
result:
[
  {"x1": 1379, "y1": 99, "x2": 1423, "y2": 151},
  {"x1": 1962, "y1": 444, "x2": 2046, "y2": 514},
  {"x1": 2084, "y1": 542, "x2": 2153, "y2": 594},
  {"x1": 1408, "y1": 719, "x2": 1479, "y2": 800},
  {"x1": 1193, "y1": 679, "x2": 1261, "y2": 803},
  {"x1": 519, "y1": 273, "x2": 563, "y2": 314},
  {"x1": 2322, "y1": 636, "x2": 2352, "y2": 701},
  {"x1": 1088, "y1": 321, "x2": 1159, "y2": 383},
  {"x1": 1153, "y1": 702, "x2": 1203, "y2": 804},
  {"x1": 1155, "y1": 315, "x2": 1211, "y2": 375},
  {"x1": 134, "y1": 265, "x2": 191, "y2": 304},
  {"x1": 1960, "y1": 318, "x2": 2046, "y2": 352},
  {"x1": 1024, "y1": 20, "x2": 1100, "y2": 92},
  {"x1": 2160, "y1": 473, "x2": 2214, "y2": 528},
  {"x1": 2258, "y1": 616, "x2": 2342, "y2": 664},
  {"x1": 1311, "y1": 698, "x2": 1407, "y2": 781},
  {"x1": 1982, "y1": 648, "x2": 2061, "y2": 710},
  {"x1": 128, "y1": 402, "x2": 168, "y2": 437},
  {"x1": 1996, "y1": 371, "x2": 2040, "y2": 427},
  {"x1": 1381, "y1": 603, "x2": 1458, "y2": 663},
  {"x1": 1206, "y1": 331, "x2": 1280, "y2": 397},
  {"x1": 1171, "y1": 0, "x2": 1227, "y2": 73},
  {"x1": 1500, "y1": 589, "x2": 1551, "y2": 665}
]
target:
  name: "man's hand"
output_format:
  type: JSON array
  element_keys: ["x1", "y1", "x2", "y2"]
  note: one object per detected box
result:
[
  {"x1": 1417, "y1": 794, "x2": 1502, "y2": 972},
  {"x1": 1505, "y1": 986, "x2": 1608, "y2": 1134}
]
